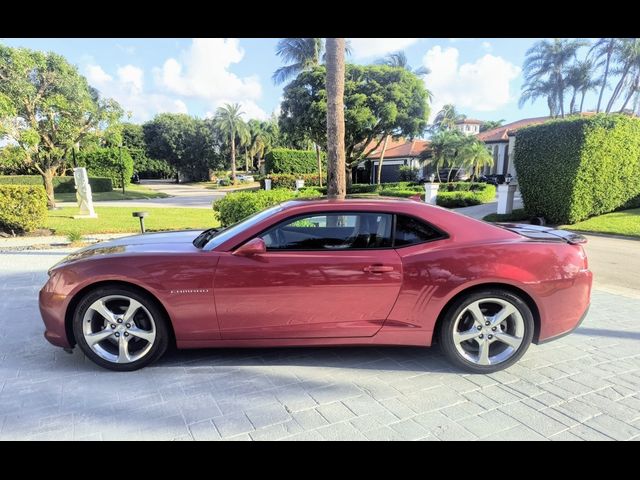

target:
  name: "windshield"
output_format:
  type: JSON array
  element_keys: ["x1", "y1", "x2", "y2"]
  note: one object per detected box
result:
[{"x1": 202, "y1": 204, "x2": 284, "y2": 251}]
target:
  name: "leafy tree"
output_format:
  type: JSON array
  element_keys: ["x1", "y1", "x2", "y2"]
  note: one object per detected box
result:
[
  {"x1": 0, "y1": 45, "x2": 123, "y2": 208},
  {"x1": 121, "y1": 123, "x2": 147, "y2": 151},
  {"x1": 520, "y1": 38, "x2": 588, "y2": 118},
  {"x1": 143, "y1": 113, "x2": 212, "y2": 182},
  {"x1": 279, "y1": 64, "x2": 430, "y2": 184},
  {"x1": 121, "y1": 122, "x2": 174, "y2": 179},
  {"x1": 325, "y1": 38, "x2": 347, "y2": 199},
  {"x1": 213, "y1": 103, "x2": 249, "y2": 183},
  {"x1": 479, "y1": 119, "x2": 505, "y2": 132}
]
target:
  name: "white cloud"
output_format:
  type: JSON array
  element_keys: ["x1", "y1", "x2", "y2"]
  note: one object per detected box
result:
[
  {"x1": 349, "y1": 38, "x2": 419, "y2": 59},
  {"x1": 85, "y1": 64, "x2": 112, "y2": 85},
  {"x1": 117, "y1": 65, "x2": 144, "y2": 94},
  {"x1": 83, "y1": 63, "x2": 187, "y2": 122},
  {"x1": 156, "y1": 38, "x2": 262, "y2": 103},
  {"x1": 481, "y1": 41, "x2": 492, "y2": 51},
  {"x1": 421, "y1": 46, "x2": 520, "y2": 118}
]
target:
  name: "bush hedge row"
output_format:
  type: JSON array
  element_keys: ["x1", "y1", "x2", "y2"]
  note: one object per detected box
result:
[
  {"x1": 213, "y1": 188, "x2": 322, "y2": 226},
  {"x1": 264, "y1": 148, "x2": 325, "y2": 174},
  {"x1": 0, "y1": 185, "x2": 47, "y2": 232},
  {"x1": 77, "y1": 147, "x2": 134, "y2": 188},
  {"x1": 514, "y1": 114, "x2": 640, "y2": 224},
  {"x1": 261, "y1": 173, "x2": 323, "y2": 189},
  {"x1": 0, "y1": 175, "x2": 113, "y2": 193},
  {"x1": 436, "y1": 183, "x2": 496, "y2": 208}
]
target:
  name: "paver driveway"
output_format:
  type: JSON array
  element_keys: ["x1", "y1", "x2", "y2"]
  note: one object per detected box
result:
[{"x1": 1, "y1": 249, "x2": 639, "y2": 441}]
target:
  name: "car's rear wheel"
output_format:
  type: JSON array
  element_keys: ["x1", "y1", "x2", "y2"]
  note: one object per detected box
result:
[
  {"x1": 438, "y1": 289, "x2": 534, "y2": 373},
  {"x1": 72, "y1": 286, "x2": 169, "y2": 371}
]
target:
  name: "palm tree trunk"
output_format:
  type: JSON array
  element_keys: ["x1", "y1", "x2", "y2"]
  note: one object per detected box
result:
[
  {"x1": 569, "y1": 90, "x2": 577, "y2": 114},
  {"x1": 597, "y1": 42, "x2": 613, "y2": 113},
  {"x1": 325, "y1": 38, "x2": 346, "y2": 200},
  {"x1": 230, "y1": 132, "x2": 236, "y2": 183},
  {"x1": 314, "y1": 143, "x2": 323, "y2": 188},
  {"x1": 606, "y1": 64, "x2": 631, "y2": 113},
  {"x1": 580, "y1": 90, "x2": 586, "y2": 113},
  {"x1": 619, "y1": 74, "x2": 640, "y2": 113},
  {"x1": 376, "y1": 135, "x2": 389, "y2": 186}
]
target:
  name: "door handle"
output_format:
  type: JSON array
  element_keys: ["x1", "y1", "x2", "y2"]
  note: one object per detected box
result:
[{"x1": 363, "y1": 265, "x2": 394, "y2": 273}]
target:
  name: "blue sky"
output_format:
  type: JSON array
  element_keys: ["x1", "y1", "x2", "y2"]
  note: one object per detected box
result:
[{"x1": 1, "y1": 38, "x2": 603, "y2": 128}]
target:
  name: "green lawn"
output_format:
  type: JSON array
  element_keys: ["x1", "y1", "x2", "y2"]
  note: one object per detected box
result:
[
  {"x1": 54, "y1": 183, "x2": 169, "y2": 202},
  {"x1": 46, "y1": 207, "x2": 219, "y2": 235},
  {"x1": 562, "y1": 208, "x2": 640, "y2": 238}
]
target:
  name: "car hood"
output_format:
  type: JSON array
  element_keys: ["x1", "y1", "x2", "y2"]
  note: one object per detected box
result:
[{"x1": 51, "y1": 230, "x2": 205, "y2": 271}]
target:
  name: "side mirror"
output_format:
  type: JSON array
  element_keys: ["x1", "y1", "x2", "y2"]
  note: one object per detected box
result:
[{"x1": 233, "y1": 237, "x2": 266, "y2": 257}]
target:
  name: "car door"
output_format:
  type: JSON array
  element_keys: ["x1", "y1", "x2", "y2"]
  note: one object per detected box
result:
[{"x1": 213, "y1": 211, "x2": 403, "y2": 339}]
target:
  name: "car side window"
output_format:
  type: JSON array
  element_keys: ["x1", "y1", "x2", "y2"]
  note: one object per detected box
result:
[
  {"x1": 261, "y1": 212, "x2": 393, "y2": 250},
  {"x1": 394, "y1": 214, "x2": 445, "y2": 247}
]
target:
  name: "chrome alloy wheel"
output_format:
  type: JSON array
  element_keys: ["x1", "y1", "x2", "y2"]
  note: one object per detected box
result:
[
  {"x1": 82, "y1": 295, "x2": 156, "y2": 364},
  {"x1": 452, "y1": 297, "x2": 525, "y2": 366}
]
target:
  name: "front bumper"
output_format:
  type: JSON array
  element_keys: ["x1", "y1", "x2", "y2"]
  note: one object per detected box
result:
[{"x1": 39, "y1": 284, "x2": 72, "y2": 349}]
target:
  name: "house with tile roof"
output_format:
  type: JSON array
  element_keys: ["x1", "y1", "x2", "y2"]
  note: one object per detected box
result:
[
  {"x1": 454, "y1": 118, "x2": 483, "y2": 136},
  {"x1": 354, "y1": 137, "x2": 431, "y2": 184}
]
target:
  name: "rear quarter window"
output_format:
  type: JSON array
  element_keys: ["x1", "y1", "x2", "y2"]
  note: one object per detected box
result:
[{"x1": 394, "y1": 214, "x2": 446, "y2": 247}]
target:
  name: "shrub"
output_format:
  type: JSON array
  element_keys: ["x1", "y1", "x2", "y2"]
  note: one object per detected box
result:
[
  {"x1": 77, "y1": 147, "x2": 134, "y2": 188},
  {"x1": 348, "y1": 184, "x2": 380, "y2": 194},
  {"x1": 380, "y1": 188, "x2": 423, "y2": 199},
  {"x1": 213, "y1": 188, "x2": 322, "y2": 226},
  {"x1": 399, "y1": 165, "x2": 419, "y2": 182},
  {"x1": 264, "y1": 148, "x2": 326, "y2": 174},
  {"x1": 514, "y1": 114, "x2": 640, "y2": 224},
  {"x1": 131, "y1": 149, "x2": 174, "y2": 179},
  {"x1": 0, "y1": 175, "x2": 112, "y2": 193},
  {"x1": 435, "y1": 184, "x2": 495, "y2": 208},
  {"x1": 0, "y1": 185, "x2": 47, "y2": 232},
  {"x1": 261, "y1": 173, "x2": 323, "y2": 189}
]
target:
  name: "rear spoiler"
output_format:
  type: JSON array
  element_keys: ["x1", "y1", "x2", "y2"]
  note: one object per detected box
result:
[{"x1": 497, "y1": 223, "x2": 588, "y2": 245}]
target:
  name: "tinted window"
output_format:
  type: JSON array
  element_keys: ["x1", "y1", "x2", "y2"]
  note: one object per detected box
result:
[
  {"x1": 394, "y1": 215, "x2": 444, "y2": 247},
  {"x1": 262, "y1": 212, "x2": 392, "y2": 250}
]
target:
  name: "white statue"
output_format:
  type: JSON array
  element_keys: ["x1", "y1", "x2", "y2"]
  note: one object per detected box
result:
[{"x1": 73, "y1": 167, "x2": 98, "y2": 219}]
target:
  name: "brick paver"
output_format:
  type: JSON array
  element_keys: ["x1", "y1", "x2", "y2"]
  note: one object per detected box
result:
[{"x1": 0, "y1": 249, "x2": 639, "y2": 440}]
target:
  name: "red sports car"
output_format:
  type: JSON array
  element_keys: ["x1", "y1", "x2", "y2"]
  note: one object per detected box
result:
[{"x1": 39, "y1": 198, "x2": 592, "y2": 373}]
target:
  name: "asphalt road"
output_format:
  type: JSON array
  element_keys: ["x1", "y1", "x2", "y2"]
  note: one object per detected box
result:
[{"x1": 583, "y1": 234, "x2": 640, "y2": 297}]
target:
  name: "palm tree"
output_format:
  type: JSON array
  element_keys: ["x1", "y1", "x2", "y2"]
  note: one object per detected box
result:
[
  {"x1": 272, "y1": 38, "x2": 324, "y2": 85},
  {"x1": 519, "y1": 78, "x2": 560, "y2": 117},
  {"x1": 426, "y1": 130, "x2": 464, "y2": 181},
  {"x1": 566, "y1": 59, "x2": 598, "y2": 114},
  {"x1": 213, "y1": 103, "x2": 247, "y2": 183},
  {"x1": 431, "y1": 104, "x2": 466, "y2": 132},
  {"x1": 589, "y1": 38, "x2": 618, "y2": 113},
  {"x1": 521, "y1": 38, "x2": 588, "y2": 118},
  {"x1": 479, "y1": 119, "x2": 505, "y2": 132},
  {"x1": 325, "y1": 38, "x2": 346, "y2": 199},
  {"x1": 461, "y1": 140, "x2": 494, "y2": 179},
  {"x1": 376, "y1": 51, "x2": 431, "y2": 76},
  {"x1": 606, "y1": 38, "x2": 640, "y2": 113}
]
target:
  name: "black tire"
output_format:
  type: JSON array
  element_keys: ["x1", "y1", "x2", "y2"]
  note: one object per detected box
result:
[
  {"x1": 72, "y1": 286, "x2": 170, "y2": 371},
  {"x1": 438, "y1": 289, "x2": 534, "y2": 374}
]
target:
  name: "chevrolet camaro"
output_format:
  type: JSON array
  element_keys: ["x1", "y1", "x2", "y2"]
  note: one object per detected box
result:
[{"x1": 39, "y1": 198, "x2": 592, "y2": 373}]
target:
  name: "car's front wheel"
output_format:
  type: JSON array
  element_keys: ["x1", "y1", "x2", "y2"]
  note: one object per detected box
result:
[
  {"x1": 439, "y1": 289, "x2": 534, "y2": 373},
  {"x1": 72, "y1": 286, "x2": 169, "y2": 371}
]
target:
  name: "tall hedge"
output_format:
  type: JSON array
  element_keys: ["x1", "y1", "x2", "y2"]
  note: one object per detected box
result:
[
  {"x1": 77, "y1": 147, "x2": 134, "y2": 188},
  {"x1": 264, "y1": 148, "x2": 326, "y2": 174},
  {"x1": 514, "y1": 114, "x2": 640, "y2": 224},
  {"x1": 0, "y1": 185, "x2": 47, "y2": 232},
  {"x1": 0, "y1": 175, "x2": 112, "y2": 193}
]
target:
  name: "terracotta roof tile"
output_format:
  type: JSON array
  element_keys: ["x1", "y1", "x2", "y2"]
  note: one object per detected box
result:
[
  {"x1": 364, "y1": 137, "x2": 430, "y2": 159},
  {"x1": 477, "y1": 112, "x2": 597, "y2": 142}
]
